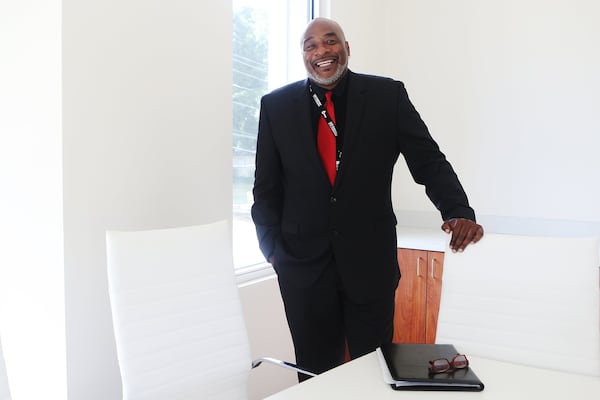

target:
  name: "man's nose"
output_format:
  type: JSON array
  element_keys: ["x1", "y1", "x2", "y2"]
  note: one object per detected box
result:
[{"x1": 314, "y1": 42, "x2": 329, "y2": 56}]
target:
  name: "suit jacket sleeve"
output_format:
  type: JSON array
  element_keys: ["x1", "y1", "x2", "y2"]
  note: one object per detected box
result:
[
  {"x1": 395, "y1": 82, "x2": 476, "y2": 221},
  {"x1": 251, "y1": 95, "x2": 282, "y2": 261}
]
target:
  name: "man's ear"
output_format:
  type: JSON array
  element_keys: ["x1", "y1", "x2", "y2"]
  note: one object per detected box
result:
[{"x1": 346, "y1": 42, "x2": 351, "y2": 57}]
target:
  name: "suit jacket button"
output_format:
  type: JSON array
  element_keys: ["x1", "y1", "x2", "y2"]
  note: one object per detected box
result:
[{"x1": 330, "y1": 196, "x2": 337, "y2": 204}]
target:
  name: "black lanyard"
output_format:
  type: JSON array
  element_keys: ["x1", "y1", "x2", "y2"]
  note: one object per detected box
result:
[{"x1": 309, "y1": 84, "x2": 342, "y2": 170}]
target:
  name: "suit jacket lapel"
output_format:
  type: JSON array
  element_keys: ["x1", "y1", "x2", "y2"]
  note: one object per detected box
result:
[
  {"x1": 334, "y1": 72, "x2": 366, "y2": 190},
  {"x1": 287, "y1": 80, "x2": 320, "y2": 164}
]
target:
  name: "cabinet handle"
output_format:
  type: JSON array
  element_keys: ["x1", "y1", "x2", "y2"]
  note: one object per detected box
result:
[
  {"x1": 416, "y1": 257, "x2": 421, "y2": 277},
  {"x1": 431, "y1": 258, "x2": 435, "y2": 279}
]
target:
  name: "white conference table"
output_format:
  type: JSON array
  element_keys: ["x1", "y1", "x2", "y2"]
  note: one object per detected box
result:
[{"x1": 266, "y1": 351, "x2": 600, "y2": 399}]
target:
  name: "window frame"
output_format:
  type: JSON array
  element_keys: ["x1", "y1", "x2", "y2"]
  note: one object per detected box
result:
[{"x1": 232, "y1": 0, "x2": 318, "y2": 282}]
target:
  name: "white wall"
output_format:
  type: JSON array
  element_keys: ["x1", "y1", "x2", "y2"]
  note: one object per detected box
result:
[
  {"x1": 330, "y1": 0, "x2": 600, "y2": 235},
  {"x1": 62, "y1": 1, "x2": 232, "y2": 399},
  {"x1": 0, "y1": 1, "x2": 66, "y2": 399}
]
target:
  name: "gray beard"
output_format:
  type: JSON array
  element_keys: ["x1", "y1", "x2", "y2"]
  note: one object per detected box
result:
[{"x1": 308, "y1": 61, "x2": 348, "y2": 87}]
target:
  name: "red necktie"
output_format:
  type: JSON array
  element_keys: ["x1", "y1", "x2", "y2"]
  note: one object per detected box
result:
[{"x1": 317, "y1": 91, "x2": 337, "y2": 185}]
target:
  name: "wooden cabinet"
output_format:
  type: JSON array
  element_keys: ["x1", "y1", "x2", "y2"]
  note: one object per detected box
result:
[{"x1": 392, "y1": 248, "x2": 444, "y2": 344}]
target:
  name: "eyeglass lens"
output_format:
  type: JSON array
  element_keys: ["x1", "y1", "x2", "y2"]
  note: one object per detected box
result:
[{"x1": 429, "y1": 354, "x2": 469, "y2": 373}]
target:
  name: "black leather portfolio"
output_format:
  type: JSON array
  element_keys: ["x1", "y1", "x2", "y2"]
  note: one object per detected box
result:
[{"x1": 379, "y1": 343, "x2": 485, "y2": 391}]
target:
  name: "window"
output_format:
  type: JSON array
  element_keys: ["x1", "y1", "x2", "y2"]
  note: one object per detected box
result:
[{"x1": 232, "y1": 0, "x2": 313, "y2": 270}]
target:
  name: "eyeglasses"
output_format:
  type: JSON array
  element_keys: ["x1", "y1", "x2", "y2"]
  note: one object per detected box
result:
[{"x1": 429, "y1": 354, "x2": 469, "y2": 374}]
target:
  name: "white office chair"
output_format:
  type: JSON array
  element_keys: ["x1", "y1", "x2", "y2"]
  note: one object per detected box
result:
[
  {"x1": 0, "y1": 336, "x2": 11, "y2": 400},
  {"x1": 106, "y1": 220, "x2": 313, "y2": 400},
  {"x1": 436, "y1": 233, "x2": 600, "y2": 376}
]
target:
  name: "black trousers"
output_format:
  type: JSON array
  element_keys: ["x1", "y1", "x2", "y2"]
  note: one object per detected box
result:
[{"x1": 277, "y1": 260, "x2": 397, "y2": 382}]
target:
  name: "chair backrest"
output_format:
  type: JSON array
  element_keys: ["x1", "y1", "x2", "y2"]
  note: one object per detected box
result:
[
  {"x1": 0, "y1": 337, "x2": 11, "y2": 400},
  {"x1": 436, "y1": 233, "x2": 600, "y2": 376},
  {"x1": 106, "y1": 220, "x2": 252, "y2": 400}
]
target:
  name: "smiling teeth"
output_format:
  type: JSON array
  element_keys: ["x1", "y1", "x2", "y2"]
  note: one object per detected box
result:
[{"x1": 316, "y1": 60, "x2": 334, "y2": 67}]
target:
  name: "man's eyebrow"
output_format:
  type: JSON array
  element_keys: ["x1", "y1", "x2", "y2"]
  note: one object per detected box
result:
[{"x1": 302, "y1": 36, "x2": 314, "y2": 45}]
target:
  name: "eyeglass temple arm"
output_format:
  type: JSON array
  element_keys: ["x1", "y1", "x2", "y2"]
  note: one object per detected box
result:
[{"x1": 251, "y1": 357, "x2": 317, "y2": 378}]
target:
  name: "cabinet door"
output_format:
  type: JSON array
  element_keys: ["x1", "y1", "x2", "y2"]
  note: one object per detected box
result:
[
  {"x1": 393, "y1": 248, "x2": 428, "y2": 343},
  {"x1": 425, "y1": 251, "x2": 444, "y2": 343}
]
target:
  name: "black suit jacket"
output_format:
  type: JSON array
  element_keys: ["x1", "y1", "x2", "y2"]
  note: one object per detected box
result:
[{"x1": 251, "y1": 72, "x2": 474, "y2": 303}]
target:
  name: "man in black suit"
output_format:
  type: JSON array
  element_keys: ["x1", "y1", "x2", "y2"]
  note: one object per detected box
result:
[{"x1": 251, "y1": 17, "x2": 484, "y2": 380}]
